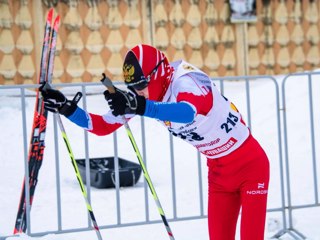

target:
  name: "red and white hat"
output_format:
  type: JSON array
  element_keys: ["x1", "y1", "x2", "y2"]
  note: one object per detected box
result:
[{"x1": 123, "y1": 44, "x2": 174, "y2": 101}]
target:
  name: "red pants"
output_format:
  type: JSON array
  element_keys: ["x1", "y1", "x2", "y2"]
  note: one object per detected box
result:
[{"x1": 207, "y1": 134, "x2": 270, "y2": 240}]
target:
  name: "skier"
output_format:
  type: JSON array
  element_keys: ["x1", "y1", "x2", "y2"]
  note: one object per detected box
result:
[{"x1": 40, "y1": 44, "x2": 270, "y2": 240}]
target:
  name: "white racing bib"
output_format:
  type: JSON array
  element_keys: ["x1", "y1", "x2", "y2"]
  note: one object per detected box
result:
[{"x1": 161, "y1": 61, "x2": 249, "y2": 159}]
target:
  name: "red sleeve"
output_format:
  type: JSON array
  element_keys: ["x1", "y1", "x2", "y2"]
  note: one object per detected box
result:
[
  {"x1": 88, "y1": 113, "x2": 122, "y2": 136},
  {"x1": 176, "y1": 91, "x2": 213, "y2": 115}
]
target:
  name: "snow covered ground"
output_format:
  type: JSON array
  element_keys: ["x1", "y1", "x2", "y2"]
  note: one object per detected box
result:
[{"x1": 1, "y1": 72, "x2": 320, "y2": 240}]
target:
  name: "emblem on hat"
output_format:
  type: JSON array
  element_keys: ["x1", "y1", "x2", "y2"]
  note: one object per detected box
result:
[{"x1": 123, "y1": 63, "x2": 135, "y2": 83}]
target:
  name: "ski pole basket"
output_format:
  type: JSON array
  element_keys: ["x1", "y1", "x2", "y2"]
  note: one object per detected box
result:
[{"x1": 76, "y1": 157, "x2": 142, "y2": 189}]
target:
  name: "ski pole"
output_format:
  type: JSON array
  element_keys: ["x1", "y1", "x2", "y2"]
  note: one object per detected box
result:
[
  {"x1": 43, "y1": 83, "x2": 103, "y2": 240},
  {"x1": 100, "y1": 73, "x2": 175, "y2": 240}
]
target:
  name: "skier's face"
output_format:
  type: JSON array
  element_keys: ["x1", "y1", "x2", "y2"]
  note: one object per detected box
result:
[{"x1": 135, "y1": 87, "x2": 149, "y2": 99}]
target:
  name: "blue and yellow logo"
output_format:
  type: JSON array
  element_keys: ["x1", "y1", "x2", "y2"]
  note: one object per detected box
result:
[
  {"x1": 182, "y1": 64, "x2": 194, "y2": 71},
  {"x1": 230, "y1": 102, "x2": 238, "y2": 112},
  {"x1": 164, "y1": 121, "x2": 171, "y2": 127}
]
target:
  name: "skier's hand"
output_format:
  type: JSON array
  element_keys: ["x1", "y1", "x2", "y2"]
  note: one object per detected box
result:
[
  {"x1": 104, "y1": 88, "x2": 146, "y2": 116},
  {"x1": 39, "y1": 83, "x2": 77, "y2": 117}
]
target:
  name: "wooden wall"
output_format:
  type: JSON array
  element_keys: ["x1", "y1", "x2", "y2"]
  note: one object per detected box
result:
[{"x1": 0, "y1": 0, "x2": 319, "y2": 85}]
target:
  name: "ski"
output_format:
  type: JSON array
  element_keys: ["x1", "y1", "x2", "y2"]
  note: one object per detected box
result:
[{"x1": 14, "y1": 8, "x2": 60, "y2": 234}]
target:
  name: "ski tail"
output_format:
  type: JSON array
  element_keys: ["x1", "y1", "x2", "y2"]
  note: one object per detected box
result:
[{"x1": 14, "y1": 8, "x2": 59, "y2": 234}]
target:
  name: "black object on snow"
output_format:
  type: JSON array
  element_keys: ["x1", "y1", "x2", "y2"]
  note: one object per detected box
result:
[{"x1": 76, "y1": 157, "x2": 142, "y2": 189}]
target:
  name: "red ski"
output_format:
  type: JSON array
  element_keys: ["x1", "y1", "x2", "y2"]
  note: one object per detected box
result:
[{"x1": 14, "y1": 8, "x2": 60, "y2": 234}]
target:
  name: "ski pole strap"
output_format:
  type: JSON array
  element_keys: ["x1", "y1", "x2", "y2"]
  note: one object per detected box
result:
[{"x1": 72, "y1": 91, "x2": 82, "y2": 104}]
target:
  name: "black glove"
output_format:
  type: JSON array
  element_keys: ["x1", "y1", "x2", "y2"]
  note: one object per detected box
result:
[
  {"x1": 104, "y1": 88, "x2": 146, "y2": 116},
  {"x1": 39, "y1": 83, "x2": 77, "y2": 117}
]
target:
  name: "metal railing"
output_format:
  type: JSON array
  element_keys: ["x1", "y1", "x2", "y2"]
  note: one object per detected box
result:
[{"x1": 0, "y1": 72, "x2": 319, "y2": 239}]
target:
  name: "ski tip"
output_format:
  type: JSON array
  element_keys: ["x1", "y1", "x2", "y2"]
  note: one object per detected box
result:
[
  {"x1": 47, "y1": 8, "x2": 54, "y2": 22},
  {"x1": 53, "y1": 15, "x2": 61, "y2": 30}
]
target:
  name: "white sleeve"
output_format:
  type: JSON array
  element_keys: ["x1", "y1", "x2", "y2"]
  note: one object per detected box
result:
[{"x1": 172, "y1": 75, "x2": 211, "y2": 98}]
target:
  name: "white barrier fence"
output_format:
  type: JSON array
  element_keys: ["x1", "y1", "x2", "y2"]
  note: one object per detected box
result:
[{"x1": 0, "y1": 72, "x2": 319, "y2": 239}]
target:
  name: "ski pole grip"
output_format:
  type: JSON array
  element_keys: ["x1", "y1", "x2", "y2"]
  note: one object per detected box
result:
[
  {"x1": 41, "y1": 82, "x2": 52, "y2": 91},
  {"x1": 100, "y1": 73, "x2": 116, "y2": 94}
]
